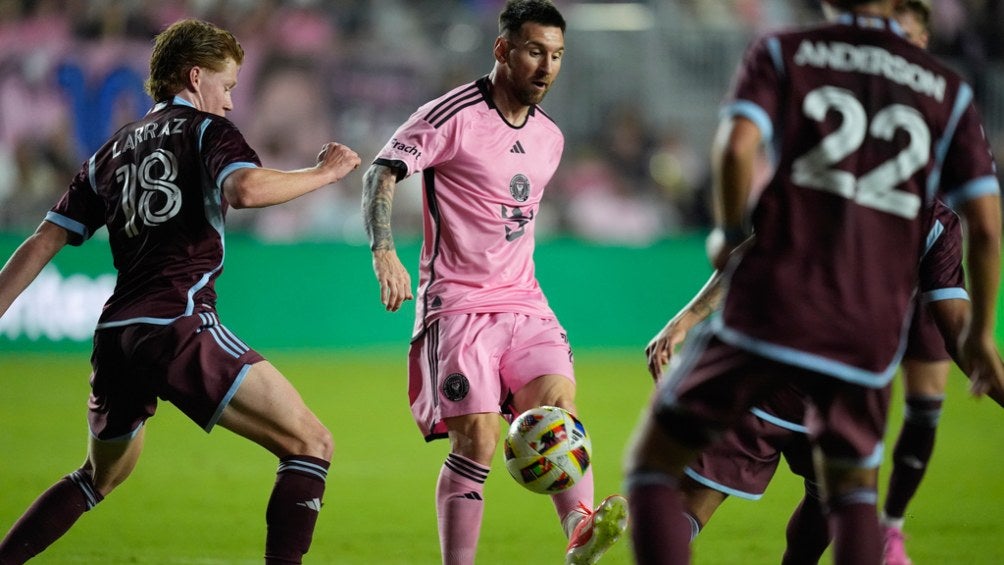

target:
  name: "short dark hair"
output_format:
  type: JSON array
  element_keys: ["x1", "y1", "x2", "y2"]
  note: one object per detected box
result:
[
  {"x1": 498, "y1": 0, "x2": 566, "y2": 39},
  {"x1": 145, "y1": 19, "x2": 244, "y2": 102}
]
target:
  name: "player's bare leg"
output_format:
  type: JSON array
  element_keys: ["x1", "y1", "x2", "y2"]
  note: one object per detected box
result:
[
  {"x1": 0, "y1": 429, "x2": 144, "y2": 563},
  {"x1": 514, "y1": 374, "x2": 627, "y2": 564},
  {"x1": 439, "y1": 412, "x2": 499, "y2": 565},
  {"x1": 513, "y1": 374, "x2": 592, "y2": 535},
  {"x1": 680, "y1": 477, "x2": 728, "y2": 540},
  {"x1": 219, "y1": 360, "x2": 332, "y2": 564},
  {"x1": 881, "y1": 359, "x2": 949, "y2": 565}
]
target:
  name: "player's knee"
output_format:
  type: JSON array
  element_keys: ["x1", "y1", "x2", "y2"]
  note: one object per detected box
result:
[
  {"x1": 820, "y1": 463, "x2": 877, "y2": 496},
  {"x1": 286, "y1": 419, "x2": 334, "y2": 461},
  {"x1": 445, "y1": 415, "x2": 500, "y2": 464},
  {"x1": 315, "y1": 425, "x2": 334, "y2": 461},
  {"x1": 514, "y1": 374, "x2": 575, "y2": 413},
  {"x1": 307, "y1": 422, "x2": 334, "y2": 461}
]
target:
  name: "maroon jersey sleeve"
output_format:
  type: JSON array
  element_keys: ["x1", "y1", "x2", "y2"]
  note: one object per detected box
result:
[
  {"x1": 727, "y1": 34, "x2": 785, "y2": 137},
  {"x1": 198, "y1": 116, "x2": 261, "y2": 188},
  {"x1": 938, "y1": 96, "x2": 999, "y2": 205},
  {"x1": 47, "y1": 165, "x2": 107, "y2": 246},
  {"x1": 918, "y1": 202, "x2": 966, "y2": 296}
]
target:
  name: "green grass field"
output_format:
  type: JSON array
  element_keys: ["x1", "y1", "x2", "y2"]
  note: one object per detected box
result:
[{"x1": 2, "y1": 348, "x2": 1002, "y2": 564}]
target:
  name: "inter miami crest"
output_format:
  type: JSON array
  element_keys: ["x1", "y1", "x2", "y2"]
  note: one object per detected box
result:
[
  {"x1": 509, "y1": 174, "x2": 530, "y2": 202},
  {"x1": 442, "y1": 373, "x2": 470, "y2": 401}
]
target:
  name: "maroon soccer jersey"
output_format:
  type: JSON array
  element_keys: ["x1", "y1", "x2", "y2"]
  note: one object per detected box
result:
[
  {"x1": 714, "y1": 15, "x2": 998, "y2": 387},
  {"x1": 45, "y1": 97, "x2": 261, "y2": 327}
]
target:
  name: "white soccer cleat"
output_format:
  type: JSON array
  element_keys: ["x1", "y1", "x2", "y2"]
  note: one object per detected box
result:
[{"x1": 564, "y1": 494, "x2": 629, "y2": 565}]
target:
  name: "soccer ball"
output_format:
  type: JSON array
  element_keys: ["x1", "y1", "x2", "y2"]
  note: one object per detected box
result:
[{"x1": 503, "y1": 406, "x2": 592, "y2": 494}]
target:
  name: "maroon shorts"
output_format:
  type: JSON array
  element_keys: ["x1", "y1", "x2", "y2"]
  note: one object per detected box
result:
[
  {"x1": 685, "y1": 385, "x2": 815, "y2": 499},
  {"x1": 904, "y1": 300, "x2": 950, "y2": 362},
  {"x1": 658, "y1": 335, "x2": 891, "y2": 468},
  {"x1": 88, "y1": 306, "x2": 264, "y2": 440}
]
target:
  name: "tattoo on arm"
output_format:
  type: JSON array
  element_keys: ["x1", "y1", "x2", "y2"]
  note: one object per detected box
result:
[
  {"x1": 692, "y1": 293, "x2": 716, "y2": 319},
  {"x1": 362, "y1": 165, "x2": 398, "y2": 252},
  {"x1": 689, "y1": 271, "x2": 725, "y2": 319}
]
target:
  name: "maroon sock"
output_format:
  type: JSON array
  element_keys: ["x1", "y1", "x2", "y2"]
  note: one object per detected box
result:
[
  {"x1": 782, "y1": 482, "x2": 830, "y2": 565},
  {"x1": 828, "y1": 489, "x2": 881, "y2": 565},
  {"x1": 264, "y1": 456, "x2": 330, "y2": 565},
  {"x1": 884, "y1": 396, "x2": 941, "y2": 519},
  {"x1": 0, "y1": 470, "x2": 103, "y2": 564},
  {"x1": 627, "y1": 473, "x2": 691, "y2": 564}
]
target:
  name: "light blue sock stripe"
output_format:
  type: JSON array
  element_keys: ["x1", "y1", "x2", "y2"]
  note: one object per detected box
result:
[
  {"x1": 685, "y1": 512, "x2": 701, "y2": 542},
  {"x1": 70, "y1": 470, "x2": 100, "y2": 510},
  {"x1": 279, "y1": 459, "x2": 329, "y2": 481}
]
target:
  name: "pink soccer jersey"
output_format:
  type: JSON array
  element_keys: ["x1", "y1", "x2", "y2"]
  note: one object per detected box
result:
[{"x1": 374, "y1": 77, "x2": 565, "y2": 337}]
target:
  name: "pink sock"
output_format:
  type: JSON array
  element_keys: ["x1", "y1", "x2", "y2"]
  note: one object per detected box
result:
[
  {"x1": 436, "y1": 453, "x2": 489, "y2": 565},
  {"x1": 551, "y1": 467, "x2": 594, "y2": 536}
]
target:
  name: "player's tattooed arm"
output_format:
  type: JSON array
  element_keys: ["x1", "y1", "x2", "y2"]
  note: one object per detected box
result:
[
  {"x1": 362, "y1": 162, "x2": 414, "y2": 311},
  {"x1": 645, "y1": 270, "x2": 724, "y2": 381},
  {"x1": 362, "y1": 163, "x2": 400, "y2": 252}
]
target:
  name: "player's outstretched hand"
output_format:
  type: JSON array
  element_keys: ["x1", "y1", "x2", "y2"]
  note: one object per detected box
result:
[
  {"x1": 372, "y1": 249, "x2": 413, "y2": 312},
  {"x1": 959, "y1": 331, "x2": 1004, "y2": 406},
  {"x1": 645, "y1": 320, "x2": 688, "y2": 382},
  {"x1": 316, "y1": 142, "x2": 361, "y2": 184}
]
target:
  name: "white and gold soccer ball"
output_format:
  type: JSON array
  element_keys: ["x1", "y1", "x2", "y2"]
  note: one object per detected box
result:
[{"x1": 503, "y1": 406, "x2": 592, "y2": 494}]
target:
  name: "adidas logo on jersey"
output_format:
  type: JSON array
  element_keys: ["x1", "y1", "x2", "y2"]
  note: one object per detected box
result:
[
  {"x1": 297, "y1": 498, "x2": 323, "y2": 512},
  {"x1": 510, "y1": 140, "x2": 526, "y2": 154}
]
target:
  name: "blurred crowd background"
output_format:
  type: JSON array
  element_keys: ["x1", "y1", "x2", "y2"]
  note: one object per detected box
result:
[{"x1": 2, "y1": 0, "x2": 1003, "y2": 245}]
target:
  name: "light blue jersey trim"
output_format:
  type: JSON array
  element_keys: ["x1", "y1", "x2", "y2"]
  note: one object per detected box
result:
[
  {"x1": 929, "y1": 84, "x2": 973, "y2": 201},
  {"x1": 96, "y1": 315, "x2": 182, "y2": 329},
  {"x1": 766, "y1": 37, "x2": 785, "y2": 79},
  {"x1": 921, "y1": 287, "x2": 968, "y2": 303},
  {"x1": 684, "y1": 467, "x2": 763, "y2": 500},
  {"x1": 722, "y1": 100, "x2": 773, "y2": 144},
  {"x1": 712, "y1": 317, "x2": 903, "y2": 387},
  {"x1": 89, "y1": 421, "x2": 145, "y2": 442},
  {"x1": 205, "y1": 363, "x2": 252, "y2": 432},
  {"x1": 44, "y1": 211, "x2": 89, "y2": 241},
  {"x1": 87, "y1": 155, "x2": 98, "y2": 195},
  {"x1": 750, "y1": 407, "x2": 808, "y2": 433},
  {"x1": 922, "y1": 219, "x2": 944, "y2": 259},
  {"x1": 172, "y1": 95, "x2": 195, "y2": 109},
  {"x1": 834, "y1": 13, "x2": 905, "y2": 37},
  {"x1": 197, "y1": 117, "x2": 212, "y2": 154},
  {"x1": 217, "y1": 161, "x2": 258, "y2": 188},
  {"x1": 943, "y1": 176, "x2": 1001, "y2": 209}
]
